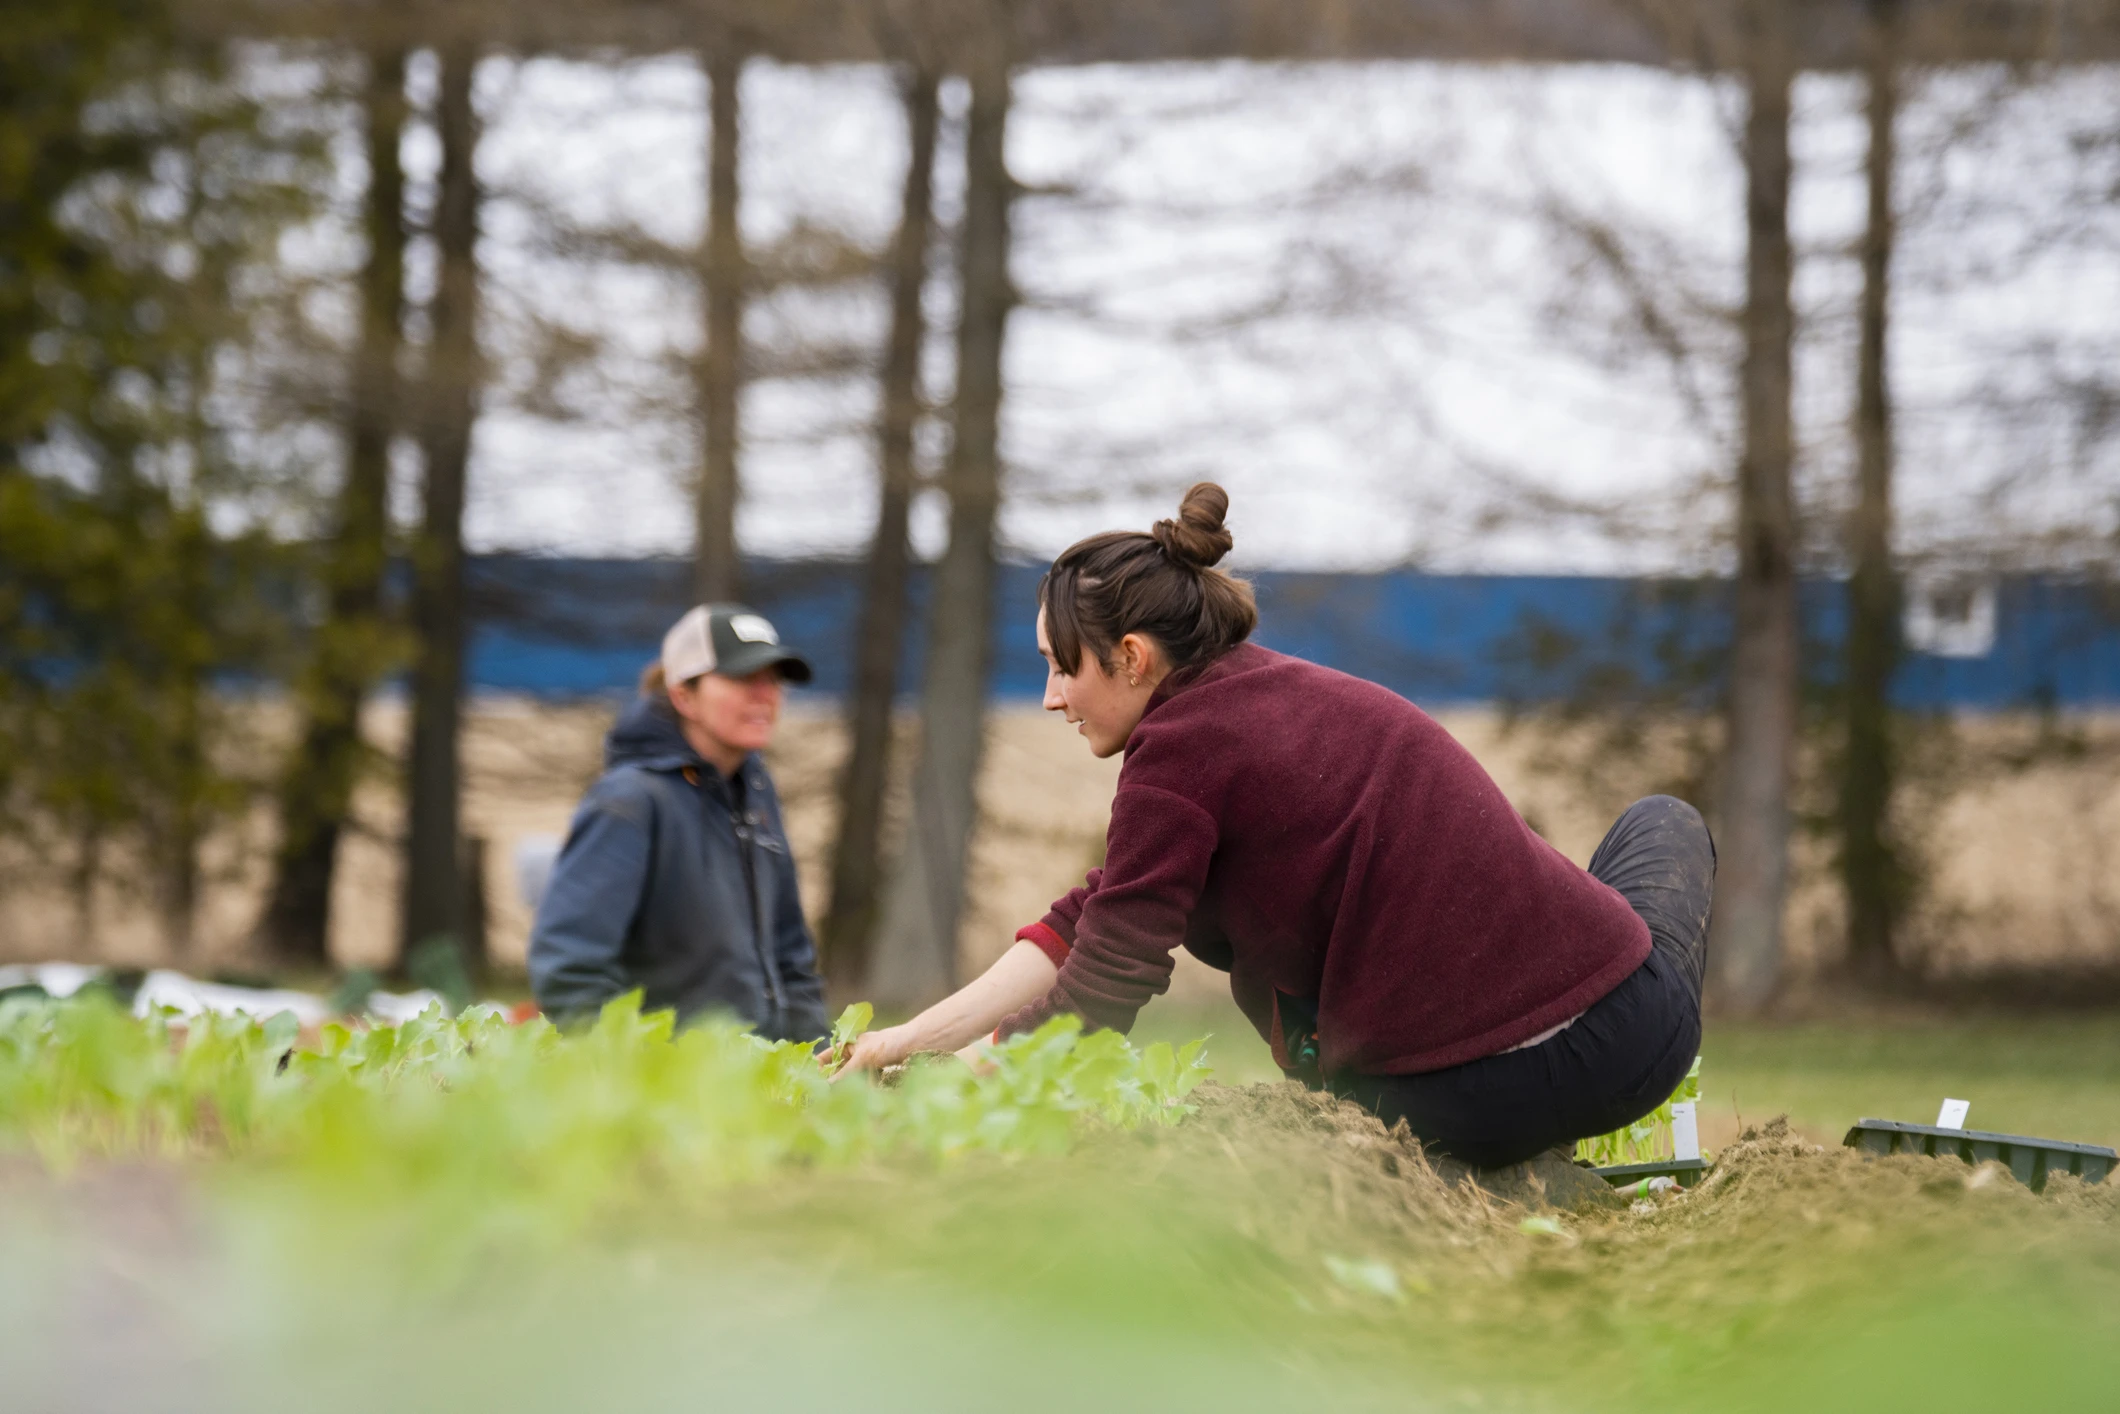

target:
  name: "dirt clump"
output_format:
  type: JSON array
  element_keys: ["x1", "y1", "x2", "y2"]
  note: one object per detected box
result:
[
  {"x1": 1180, "y1": 1081, "x2": 1620, "y2": 1216},
  {"x1": 1688, "y1": 1112, "x2": 2079, "y2": 1219}
]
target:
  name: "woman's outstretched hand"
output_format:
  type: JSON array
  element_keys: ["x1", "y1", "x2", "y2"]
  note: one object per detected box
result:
[
  {"x1": 827, "y1": 938, "x2": 1061, "y2": 1077},
  {"x1": 840, "y1": 1023, "x2": 917, "y2": 1074},
  {"x1": 836, "y1": 1028, "x2": 997, "y2": 1077}
]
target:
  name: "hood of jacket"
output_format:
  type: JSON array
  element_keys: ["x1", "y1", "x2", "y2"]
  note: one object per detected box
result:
[{"x1": 604, "y1": 695, "x2": 709, "y2": 773}]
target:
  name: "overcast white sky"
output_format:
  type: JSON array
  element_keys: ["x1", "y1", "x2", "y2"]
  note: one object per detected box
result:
[{"x1": 387, "y1": 57, "x2": 2119, "y2": 574}]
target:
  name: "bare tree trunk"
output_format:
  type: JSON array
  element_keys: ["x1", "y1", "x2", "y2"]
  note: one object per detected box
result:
[
  {"x1": 157, "y1": 497, "x2": 211, "y2": 960},
  {"x1": 402, "y1": 43, "x2": 484, "y2": 981},
  {"x1": 1840, "y1": 0, "x2": 1905, "y2": 985},
  {"x1": 161, "y1": 667, "x2": 202, "y2": 958},
  {"x1": 820, "y1": 68, "x2": 941, "y2": 999},
  {"x1": 255, "y1": 49, "x2": 408, "y2": 972},
  {"x1": 695, "y1": 50, "x2": 745, "y2": 604},
  {"x1": 72, "y1": 821, "x2": 102, "y2": 955},
  {"x1": 1708, "y1": 4, "x2": 1798, "y2": 1014},
  {"x1": 872, "y1": 48, "x2": 1014, "y2": 1011},
  {"x1": 160, "y1": 586, "x2": 205, "y2": 958}
]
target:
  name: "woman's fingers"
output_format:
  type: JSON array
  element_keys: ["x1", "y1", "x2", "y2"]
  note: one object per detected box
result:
[
  {"x1": 835, "y1": 1028, "x2": 996, "y2": 1077},
  {"x1": 840, "y1": 1026, "x2": 910, "y2": 1073}
]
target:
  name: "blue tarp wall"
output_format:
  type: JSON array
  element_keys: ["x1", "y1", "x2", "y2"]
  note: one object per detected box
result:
[{"x1": 463, "y1": 556, "x2": 2120, "y2": 709}]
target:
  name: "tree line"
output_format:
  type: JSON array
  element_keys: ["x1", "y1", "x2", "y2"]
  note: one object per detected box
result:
[{"x1": 3, "y1": 0, "x2": 2116, "y2": 1013}]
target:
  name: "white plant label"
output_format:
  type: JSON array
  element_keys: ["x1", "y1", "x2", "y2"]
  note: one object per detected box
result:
[
  {"x1": 1936, "y1": 1098, "x2": 1971, "y2": 1130},
  {"x1": 1670, "y1": 1101, "x2": 1700, "y2": 1161}
]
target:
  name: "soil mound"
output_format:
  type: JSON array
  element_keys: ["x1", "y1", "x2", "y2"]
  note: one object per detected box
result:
[
  {"x1": 1170, "y1": 1093, "x2": 1611, "y2": 1229},
  {"x1": 1183, "y1": 1081, "x2": 1621, "y2": 1212},
  {"x1": 1122, "y1": 1090, "x2": 2119, "y2": 1325}
]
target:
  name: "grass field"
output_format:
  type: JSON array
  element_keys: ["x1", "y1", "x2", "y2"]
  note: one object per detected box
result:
[
  {"x1": 1701, "y1": 1012, "x2": 2120, "y2": 1150},
  {"x1": 4, "y1": 996, "x2": 2117, "y2": 1413}
]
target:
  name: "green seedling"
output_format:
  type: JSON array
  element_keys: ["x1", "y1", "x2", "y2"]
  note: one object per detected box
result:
[
  {"x1": 0, "y1": 991, "x2": 1215, "y2": 1238},
  {"x1": 1575, "y1": 1056, "x2": 1702, "y2": 1168},
  {"x1": 823, "y1": 1001, "x2": 874, "y2": 1075}
]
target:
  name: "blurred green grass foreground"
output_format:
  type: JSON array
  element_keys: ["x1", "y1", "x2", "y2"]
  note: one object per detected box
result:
[{"x1": 3, "y1": 994, "x2": 2116, "y2": 1414}]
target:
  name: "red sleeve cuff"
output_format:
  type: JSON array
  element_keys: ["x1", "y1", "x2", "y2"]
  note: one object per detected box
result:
[{"x1": 1016, "y1": 921, "x2": 1071, "y2": 970}]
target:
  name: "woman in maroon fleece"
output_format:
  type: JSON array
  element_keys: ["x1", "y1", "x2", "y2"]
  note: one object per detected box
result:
[{"x1": 848, "y1": 483, "x2": 1715, "y2": 1168}]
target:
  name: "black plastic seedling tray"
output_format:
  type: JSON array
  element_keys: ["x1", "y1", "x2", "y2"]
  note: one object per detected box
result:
[
  {"x1": 1593, "y1": 1158, "x2": 1708, "y2": 1189},
  {"x1": 1843, "y1": 1119, "x2": 2116, "y2": 1192}
]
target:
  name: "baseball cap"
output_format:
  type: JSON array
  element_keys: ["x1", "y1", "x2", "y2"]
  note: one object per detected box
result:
[{"x1": 661, "y1": 604, "x2": 813, "y2": 685}]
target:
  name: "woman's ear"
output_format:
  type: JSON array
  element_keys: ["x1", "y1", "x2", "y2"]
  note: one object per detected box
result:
[
  {"x1": 1118, "y1": 633, "x2": 1157, "y2": 685},
  {"x1": 665, "y1": 679, "x2": 697, "y2": 722}
]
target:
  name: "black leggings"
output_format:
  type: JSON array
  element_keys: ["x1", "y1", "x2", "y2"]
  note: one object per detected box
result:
[{"x1": 1329, "y1": 795, "x2": 1716, "y2": 1168}]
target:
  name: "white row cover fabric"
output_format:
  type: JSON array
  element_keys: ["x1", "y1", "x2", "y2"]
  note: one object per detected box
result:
[{"x1": 0, "y1": 962, "x2": 456, "y2": 1027}]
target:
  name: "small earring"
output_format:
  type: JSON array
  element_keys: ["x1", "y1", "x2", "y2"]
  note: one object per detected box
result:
[{"x1": 1129, "y1": 673, "x2": 1140, "y2": 687}]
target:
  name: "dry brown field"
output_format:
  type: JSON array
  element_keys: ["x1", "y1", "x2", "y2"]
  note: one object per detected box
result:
[{"x1": 4, "y1": 697, "x2": 2118, "y2": 1000}]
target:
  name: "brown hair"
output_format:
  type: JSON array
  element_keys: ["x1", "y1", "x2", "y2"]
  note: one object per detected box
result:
[
  {"x1": 641, "y1": 661, "x2": 711, "y2": 697},
  {"x1": 1040, "y1": 481, "x2": 1258, "y2": 677}
]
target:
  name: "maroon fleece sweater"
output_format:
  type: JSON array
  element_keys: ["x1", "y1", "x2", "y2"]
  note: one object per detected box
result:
[{"x1": 997, "y1": 643, "x2": 1650, "y2": 1076}]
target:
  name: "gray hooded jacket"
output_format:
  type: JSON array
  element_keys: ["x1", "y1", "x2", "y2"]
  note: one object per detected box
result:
[{"x1": 527, "y1": 696, "x2": 828, "y2": 1042}]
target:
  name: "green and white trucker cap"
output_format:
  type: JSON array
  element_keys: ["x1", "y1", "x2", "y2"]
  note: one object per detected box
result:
[{"x1": 661, "y1": 604, "x2": 813, "y2": 685}]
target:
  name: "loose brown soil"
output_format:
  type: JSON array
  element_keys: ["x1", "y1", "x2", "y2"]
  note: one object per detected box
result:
[{"x1": 1183, "y1": 1080, "x2": 1622, "y2": 1213}]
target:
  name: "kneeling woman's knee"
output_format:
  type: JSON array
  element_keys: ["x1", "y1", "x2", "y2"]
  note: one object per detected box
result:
[
  {"x1": 1636, "y1": 795, "x2": 1714, "y2": 864},
  {"x1": 1633, "y1": 793, "x2": 1697, "y2": 824}
]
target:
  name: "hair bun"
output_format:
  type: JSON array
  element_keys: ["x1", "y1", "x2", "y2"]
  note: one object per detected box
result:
[{"x1": 1150, "y1": 481, "x2": 1234, "y2": 568}]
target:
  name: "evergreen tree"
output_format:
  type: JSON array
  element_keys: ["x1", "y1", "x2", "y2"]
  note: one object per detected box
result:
[{"x1": 0, "y1": 6, "x2": 326, "y2": 953}]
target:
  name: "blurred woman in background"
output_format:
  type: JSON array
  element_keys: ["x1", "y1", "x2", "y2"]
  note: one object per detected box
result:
[{"x1": 529, "y1": 604, "x2": 828, "y2": 1042}]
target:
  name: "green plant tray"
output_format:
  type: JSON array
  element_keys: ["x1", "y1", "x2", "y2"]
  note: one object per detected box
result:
[
  {"x1": 1843, "y1": 1119, "x2": 2116, "y2": 1192},
  {"x1": 1592, "y1": 1158, "x2": 1707, "y2": 1189}
]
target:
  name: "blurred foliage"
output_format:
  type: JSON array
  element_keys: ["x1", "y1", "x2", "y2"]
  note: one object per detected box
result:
[
  {"x1": 0, "y1": 994, "x2": 1212, "y2": 1216},
  {"x1": 402, "y1": 933, "x2": 473, "y2": 1012},
  {"x1": 5, "y1": 992, "x2": 2118, "y2": 1414},
  {"x1": 0, "y1": 5, "x2": 330, "y2": 936}
]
